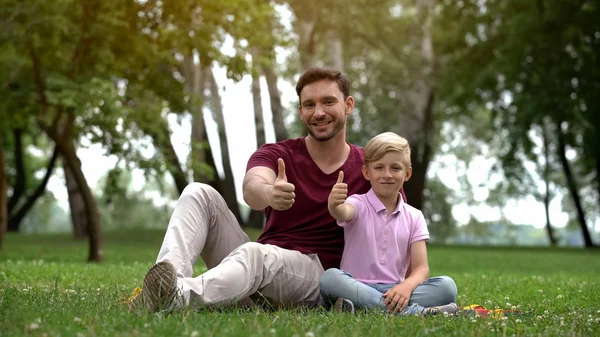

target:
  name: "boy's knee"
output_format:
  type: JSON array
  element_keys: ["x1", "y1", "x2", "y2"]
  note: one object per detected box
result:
[
  {"x1": 319, "y1": 268, "x2": 342, "y2": 288},
  {"x1": 436, "y1": 276, "x2": 458, "y2": 302}
]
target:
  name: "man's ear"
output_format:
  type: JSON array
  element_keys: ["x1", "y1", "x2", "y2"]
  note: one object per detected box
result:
[{"x1": 345, "y1": 96, "x2": 355, "y2": 115}]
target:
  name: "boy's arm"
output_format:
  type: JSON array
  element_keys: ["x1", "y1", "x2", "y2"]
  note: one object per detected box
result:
[
  {"x1": 382, "y1": 240, "x2": 430, "y2": 313},
  {"x1": 329, "y1": 203, "x2": 356, "y2": 222},
  {"x1": 401, "y1": 240, "x2": 430, "y2": 291},
  {"x1": 328, "y1": 171, "x2": 356, "y2": 222}
]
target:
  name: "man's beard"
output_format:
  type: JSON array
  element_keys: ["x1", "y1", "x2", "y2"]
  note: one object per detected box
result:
[{"x1": 303, "y1": 118, "x2": 345, "y2": 141}]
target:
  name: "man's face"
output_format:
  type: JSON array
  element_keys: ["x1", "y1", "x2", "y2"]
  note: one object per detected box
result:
[{"x1": 298, "y1": 80, "x2": 354, "y2": 141}]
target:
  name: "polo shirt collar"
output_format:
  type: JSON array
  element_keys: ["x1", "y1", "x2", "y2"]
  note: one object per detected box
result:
[{"x1": 366, "y1": 188, "x2": 404, "y2": 215}]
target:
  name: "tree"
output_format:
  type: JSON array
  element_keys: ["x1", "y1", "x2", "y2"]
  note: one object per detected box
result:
[{"x1": 437, "y1": 0, "x2": 599, "y2": 247}]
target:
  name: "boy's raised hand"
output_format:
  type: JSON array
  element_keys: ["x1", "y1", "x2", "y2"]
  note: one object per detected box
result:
[
  {"x1": 270, "y1": 158, "x2": 295, "y2": 211},
  {"x1": 328, "y1": 171, "x2": 348, "y2": 210}
]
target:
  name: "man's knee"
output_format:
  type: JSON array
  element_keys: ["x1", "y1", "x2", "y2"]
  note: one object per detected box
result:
[
  {"x1": 233, "y1": 242, "x2": 267, "y2": 260},
  {"x1": 182, "y1": 182, "x2": 218, "y2": 198}
]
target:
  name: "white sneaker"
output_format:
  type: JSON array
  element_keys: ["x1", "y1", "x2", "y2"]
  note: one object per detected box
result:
[
  {"x1": 422, "y1": 302, "x2": 459, "y2": 316},
  {"x1": 333, "y1": 298, "x2": 355, "y2": 313}
]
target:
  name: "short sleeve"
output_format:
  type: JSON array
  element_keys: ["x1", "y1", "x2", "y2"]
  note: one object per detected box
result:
[
  {"x1": 337, "y1": 194, "x2": 363, "y2": 227},
  {"x1": 410, "y1": 211, "x2": 430, "y2": 244},
  {"x1": 246, "y1": 143, "x2": 281, "y2": 173}
]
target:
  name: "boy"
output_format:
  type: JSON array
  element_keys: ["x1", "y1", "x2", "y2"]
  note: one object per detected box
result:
[{"x1": 320, "y1": 132, "x2": 458, "y2": 315}]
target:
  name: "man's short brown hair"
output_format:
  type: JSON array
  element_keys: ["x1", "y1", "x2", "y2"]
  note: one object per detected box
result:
[{"x1": 295, "y1": 68, "x2": 351, "y2": 101}]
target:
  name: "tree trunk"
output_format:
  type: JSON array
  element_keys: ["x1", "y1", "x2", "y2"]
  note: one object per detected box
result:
[
  {"x1": 183, "y1": 54, "x2": 219, "y2": 187},
  {"x1": 289, "y1": 1, "x2": 319, "y2": 71},
  {"x1": 205, "y1": 67, "x2": 244, "y2": 225},
  {"x1": 0, "y1": 134, "x2": 7, "y2": 249},
  {"x1": 397, "y1": 0, "x2": 436, "y2": 210},
  {"x1": 7, "y1": 146, "x2": 59, "y2": 232},
  {"x1": 247, "y1": 56, "x2": 266, "y2": 228},
  {"x1": 542, "y1": 120, "x2": 557, "y2": 246},
  {"x1": 596, "y1": 156, "x2": 600, "y2": 212},
  {"x1": 7, "y1": 129, "x2": 25, "y2": 215},
  {"x1": 556, "y1": 123, "x2": 595, "y2": 247},
  {"x1": 61, "y1": 137, "x2": 103, "y2": 261},
  {"x1": 40, "y1": 113, "x2": 104, "y2": 262},
  {"x1": 325, "y1": 28, "x2": 344, "y2": 72},
  {"x1": 64, "y1": 156, "x2": 88, "y2": 239},
  {"x1": 29, "y1": 40, "x2": 102, "y2": 261},
  {"x1": 262, "y1": 61, "x2": 288, "y2": 142}
]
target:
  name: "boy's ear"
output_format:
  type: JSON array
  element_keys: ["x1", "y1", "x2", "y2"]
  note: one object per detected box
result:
[
  {"x1": 405, "y1": 166, "x2": 413, "y2": 181},
  {"x1": 361, "y1": 165, "x2": 369, "y2": 180}
]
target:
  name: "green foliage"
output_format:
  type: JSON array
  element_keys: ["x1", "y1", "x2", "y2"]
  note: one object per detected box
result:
[
  {"x1": 437, "y1": 0, "x2": 600, "y2": 197},
  {"x1": 1, "y1": 231, "x2": 600, "y2": 336},
  {"x1": 95, "y1": 167, "x2": 177, "y2": 231}
]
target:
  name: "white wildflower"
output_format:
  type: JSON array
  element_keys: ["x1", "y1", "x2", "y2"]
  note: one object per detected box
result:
[
  {"x1": 29, "y1": 323, "x2": 39, "y2": 330},
  {"x1": 191, "y1": 331, "x2": 199, "y2": 337},
  {"x1": 73, "y1": 317, "x2": 82, "y2": 323},
  {"x1": 305, "y1": 332, "x2": 315, "y2": 337},
  {"x1": 556, "y1": 294, "x2": 564, "y2": 299}
]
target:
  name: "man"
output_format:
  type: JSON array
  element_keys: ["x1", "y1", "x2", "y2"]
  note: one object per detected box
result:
[{"x1": 133, "y1": 68, "x2": 408, "y2": 312}]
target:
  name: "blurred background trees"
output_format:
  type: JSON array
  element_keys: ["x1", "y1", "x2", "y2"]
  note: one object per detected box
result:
[{"x1": 1, "y1": 0, "x2": 598, "y2": 260}]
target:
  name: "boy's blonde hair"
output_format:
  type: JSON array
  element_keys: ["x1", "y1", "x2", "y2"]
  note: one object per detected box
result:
[{"x1": 363, "y1": 132, "x2": 411, "y2": 166}]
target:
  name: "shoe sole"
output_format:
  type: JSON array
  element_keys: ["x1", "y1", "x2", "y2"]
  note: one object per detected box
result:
[{"x1": 142, "y1": 261, "x2": 178, "y2": 312}]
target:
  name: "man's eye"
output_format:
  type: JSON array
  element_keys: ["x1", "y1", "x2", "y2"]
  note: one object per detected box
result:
[{"x1": 303, "y1": 103, "x2": 314, "y2": 108}]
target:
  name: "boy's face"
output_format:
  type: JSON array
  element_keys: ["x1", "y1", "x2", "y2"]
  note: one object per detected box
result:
[
  {"x1": 298, "y1": 79, "x2": 354, "y2": 141},
  {"x1": 362, "y1": 151, "x2": 412, "y2": 201}
]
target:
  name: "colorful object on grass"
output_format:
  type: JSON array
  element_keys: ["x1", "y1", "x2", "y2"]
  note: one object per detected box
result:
[
  {"x1": 122, "y1": 287, "x2": 143, "y2": 304},
  {"x1": 460, "y1": 304, "x2": 527, "y2": 319}
]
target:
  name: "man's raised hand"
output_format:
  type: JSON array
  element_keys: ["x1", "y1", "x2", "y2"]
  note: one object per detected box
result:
[
  {"x1": 270, "y1": 158, "x2": 295, "y2": 211},
  {"x1": 328, "y1": 171, "x2": 348, "y2": 210}
]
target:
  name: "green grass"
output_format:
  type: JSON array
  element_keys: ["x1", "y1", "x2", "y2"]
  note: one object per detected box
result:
[{"x1": 1, "y1": 229, "x2": 599, "y2": 337}]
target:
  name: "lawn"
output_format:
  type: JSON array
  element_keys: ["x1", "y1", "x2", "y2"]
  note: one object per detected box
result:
[{"x1": 1, "y1": 229, "x2": 599, "y2": 337}]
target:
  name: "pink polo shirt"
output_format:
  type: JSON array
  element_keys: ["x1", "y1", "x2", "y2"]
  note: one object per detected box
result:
[{"x1": 339, "y1": 188, "x2": 429, "y2": 284}]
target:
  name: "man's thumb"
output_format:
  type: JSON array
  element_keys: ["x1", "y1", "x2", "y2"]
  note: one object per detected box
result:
[
  {"x1": 337, "y1": 170, "x2": 344, "y2": 184},
  {"x1": 277, "y1": 158, "x2": 287, "y2": 181}
]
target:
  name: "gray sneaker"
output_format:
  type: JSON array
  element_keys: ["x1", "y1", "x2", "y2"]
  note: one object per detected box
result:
[
  {"x1": 422, "y1": 302, "x2": 459, "y2": 316},
  {"x1": 142, "y1": 261, "x2": 180, "y2": 312},
  {"x1": 333, "y1": 298, "x2": 355, "y2": 313}
]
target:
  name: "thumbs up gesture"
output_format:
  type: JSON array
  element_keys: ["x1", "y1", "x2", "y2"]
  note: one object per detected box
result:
[
  {"x1": 328, "y1": 171, "x2": 348, "y2": 210},
  {"x1": 270, "y1": 158, "x2": 296, "y2": 211}
]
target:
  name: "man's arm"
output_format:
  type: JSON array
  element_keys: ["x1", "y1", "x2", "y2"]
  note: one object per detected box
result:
[
  {"x1": 243, "y1": 158, "x2": 295, "y2": 211},
  {"x1": 243, "y1": 166, "x2": 276, "y2": 210}
]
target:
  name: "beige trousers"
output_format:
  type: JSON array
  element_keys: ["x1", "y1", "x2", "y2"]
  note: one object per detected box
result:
[{"x1": 155, "y1": 183, "x2": 325, "y2": 309}]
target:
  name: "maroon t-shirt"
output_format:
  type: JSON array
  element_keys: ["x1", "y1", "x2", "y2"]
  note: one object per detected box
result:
[{"x1": 245, "y1": 137, "x2": 370, "y2": 270}]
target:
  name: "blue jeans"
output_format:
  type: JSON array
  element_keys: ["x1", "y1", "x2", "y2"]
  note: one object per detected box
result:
[{"x1": 319, "y1": 268, "x2": 457, "y2": 315}]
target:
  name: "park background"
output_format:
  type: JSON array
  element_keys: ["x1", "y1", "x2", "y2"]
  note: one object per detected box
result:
[{"x1": 1, "y1": 1, "x2": 599, "y2": 336}]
